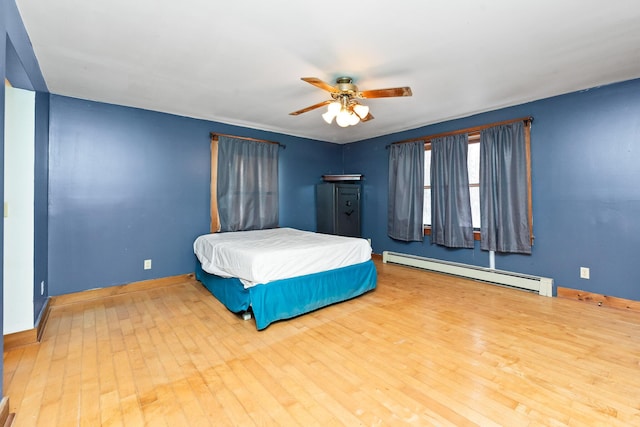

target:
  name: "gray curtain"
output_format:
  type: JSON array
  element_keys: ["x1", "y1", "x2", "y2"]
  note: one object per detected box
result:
[
  {"x1": 388, "y1": 141, "x2": 424, "y2": 242},
  {"x1": 431, "y1": 134, "x2": 474, "y2": 248},
  {"x1": 217, "y1": 136, "x2": 279, "y2": 232},
  {"x1": 480, "y1": 122, "x2": 531, "y2": 254}
]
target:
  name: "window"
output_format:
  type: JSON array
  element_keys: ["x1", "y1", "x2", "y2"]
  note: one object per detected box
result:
[
  {"x1": 423, "y1": 133, "x2": 481, "y2": 236},
  {"x1": 419, "y1": 117, "x2": 533, "y2": 249},
  {"x1": 210, "y1": 133, "x2": 280, "y2": 233},
  {"x1": 467, "y1": 135, "x2": 481, "y2": 229}
]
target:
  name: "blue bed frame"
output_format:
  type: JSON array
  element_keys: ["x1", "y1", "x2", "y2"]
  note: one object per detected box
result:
[{"x1": 195, "y1": 259, "x2": 377, "y2": 330}]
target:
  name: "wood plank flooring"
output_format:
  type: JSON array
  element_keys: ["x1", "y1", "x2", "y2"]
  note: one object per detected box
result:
[{"x1": 4, "y1": 260, "x2": 640, "y2": 426}]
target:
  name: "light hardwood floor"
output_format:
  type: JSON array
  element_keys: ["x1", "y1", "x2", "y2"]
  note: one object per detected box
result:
[{"x1": 4, "y1": 260, "x2": 640, "y2": 426}]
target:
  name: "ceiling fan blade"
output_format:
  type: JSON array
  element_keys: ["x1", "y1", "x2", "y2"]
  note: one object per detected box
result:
[
  {"x1": 359, "y1": 86, "x2": 412, "y2": 98},
  {"x1": 301, "y1": 77, "x2": 337, "y2": 93},
  {"x1": 289, "y1": 99, "x2": 332, "y2": 116},
  {"x1": 361, "y1": 112, "x2": 374, "y2": 122}
]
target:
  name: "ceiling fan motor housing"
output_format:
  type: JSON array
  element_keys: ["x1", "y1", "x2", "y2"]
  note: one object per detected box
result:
[{"x1": 335, "y1": 77, "x2": 358, "y2": 96}]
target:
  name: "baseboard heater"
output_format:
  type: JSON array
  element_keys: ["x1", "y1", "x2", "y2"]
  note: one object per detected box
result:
[{"x1": 382, "y1": 251, "x2": 553, "y2": 297}]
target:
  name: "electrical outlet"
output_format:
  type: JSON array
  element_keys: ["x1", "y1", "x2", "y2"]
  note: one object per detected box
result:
[
  {"x1": 144, "y1": 259, "x2": 152, "y2": 270},
  {"x1": 580, "y1": 267, "x2": 590, "y2": 279}
]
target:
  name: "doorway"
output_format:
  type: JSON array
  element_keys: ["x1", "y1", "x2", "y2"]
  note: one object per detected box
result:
[{"x1": 3, "y1": 80, "x2": 35, "y2": 334}]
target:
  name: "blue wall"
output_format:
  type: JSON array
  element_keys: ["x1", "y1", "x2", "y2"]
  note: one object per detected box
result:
[
  {"x1": 344, "y1": 78, "x2": 640, "y2": 301},
  {"x1": 48, "y1": 95, "x2": 342, "y2": 295}
]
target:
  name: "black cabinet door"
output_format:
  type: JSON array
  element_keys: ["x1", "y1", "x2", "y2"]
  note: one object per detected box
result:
[{"x1": 336, "y1": 185, "x2": 360, "y2": 237}]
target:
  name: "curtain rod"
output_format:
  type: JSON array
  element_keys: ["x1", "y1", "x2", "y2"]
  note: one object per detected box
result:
[
  {"x1": 387, "y1": 116, "x2": 533, "y2": 148},
  {"x1": 210, "y1": 132, "x2": 286, "y2": 149}
]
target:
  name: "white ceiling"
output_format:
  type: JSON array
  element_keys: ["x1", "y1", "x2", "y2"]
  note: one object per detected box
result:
[{"x1": 15, "y1": 0, "x2": 640, "y2": 144}]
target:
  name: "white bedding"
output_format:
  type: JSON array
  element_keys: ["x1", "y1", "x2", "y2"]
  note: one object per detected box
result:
[{"x1": 193, "y1": 228, "x2": 372, "y2": 288}]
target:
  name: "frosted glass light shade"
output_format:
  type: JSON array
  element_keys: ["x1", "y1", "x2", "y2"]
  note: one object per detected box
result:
[
  {"x1": 347, "y1": 111, "x2": 360, "y2": 126},
  {"x1": 336, "y1": 110, "x2": 351, "y2": 127},
  {"x1": 327, "y1": 101, "x2": 341, "y2": 115},
  {"x1": 322, "y1": 111, "x2": 336, "y2": 124},
  {"x1": 353, "y1": 104, "x2": 370, "y2": 119}
]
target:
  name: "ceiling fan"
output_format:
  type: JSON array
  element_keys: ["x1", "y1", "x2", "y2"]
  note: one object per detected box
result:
[{"x1": 289, "y1": 77, "x2": 412, "y2": 127}]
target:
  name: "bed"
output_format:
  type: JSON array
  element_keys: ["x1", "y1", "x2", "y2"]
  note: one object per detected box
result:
[{"x1": 193, "y1": 227, "x2": 377, "y2": 330}]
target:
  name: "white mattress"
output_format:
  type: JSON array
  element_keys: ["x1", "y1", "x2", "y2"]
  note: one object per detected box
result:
[{"x1": 193, "y1": 228, "x2": 372, "y2": 287}]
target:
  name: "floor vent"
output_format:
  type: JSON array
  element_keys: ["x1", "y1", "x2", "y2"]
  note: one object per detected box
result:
[{"x1": 382, "y1": 251, "x2": 553, "y2": 297}]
